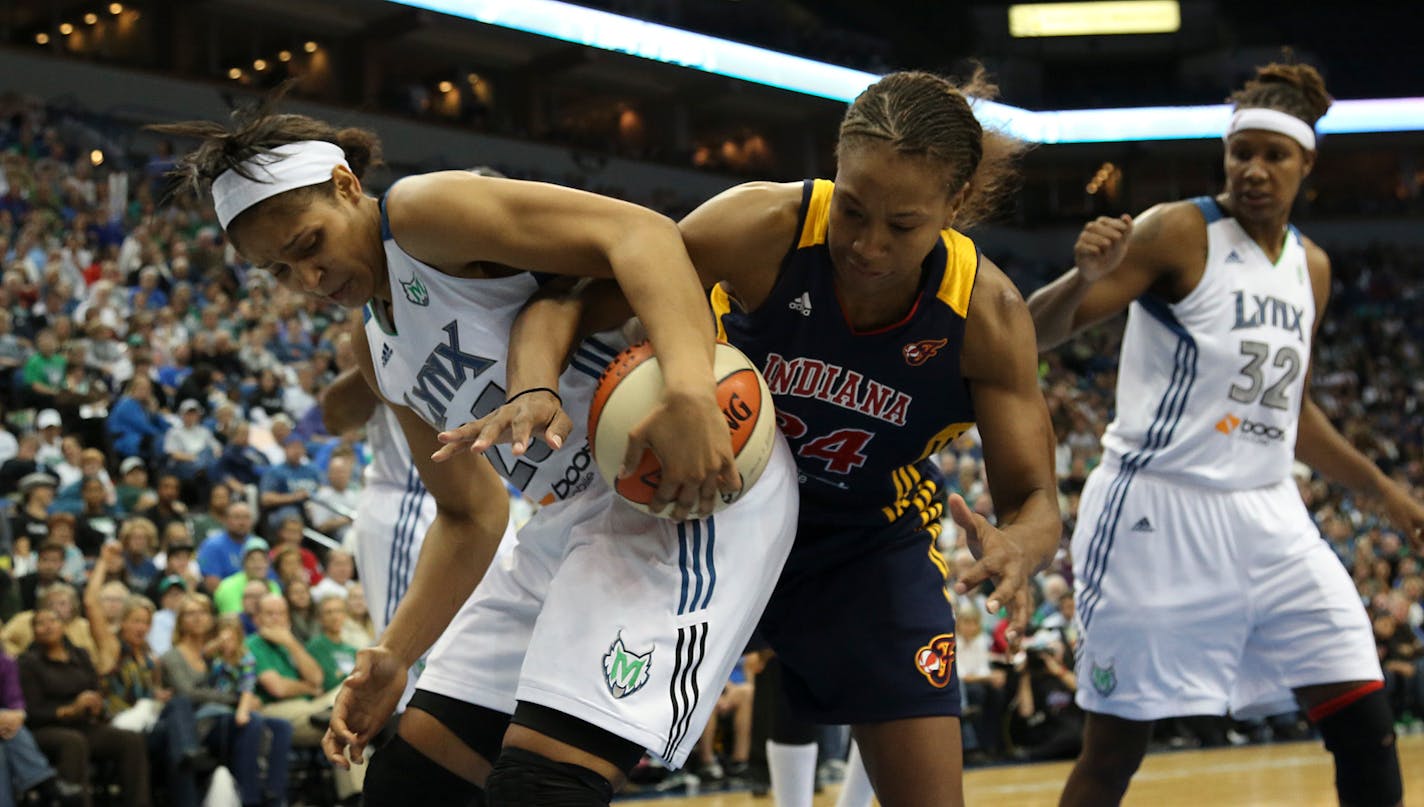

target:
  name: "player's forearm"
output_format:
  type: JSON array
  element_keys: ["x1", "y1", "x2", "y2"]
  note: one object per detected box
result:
[
  {"x1": 320, "y1": 369, "x2": 381, "y2": 435},
  {"x1": 377, "y1": 506, "x2": 507, "y2": 668},
  {"x1": 1295, "y1": 398, "x2": 1388, "y2": 495},
  {"x1": 998, "y1": 487, "x2": 1063, "y2": 573},
  {"x1": 605, "y1": 219, "x2": 716, "y2": 396},
  {"x1": 507, "y1": 293, "x2": 586, "y2": 393},
  {"x1": 1026, "y1": 272, "x2": 1092, "y2": 352}
]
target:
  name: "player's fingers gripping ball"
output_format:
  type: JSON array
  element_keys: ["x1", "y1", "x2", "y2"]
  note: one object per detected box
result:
[{"x1": 589, "y1": 342, "x2": 776, "y2": 517}]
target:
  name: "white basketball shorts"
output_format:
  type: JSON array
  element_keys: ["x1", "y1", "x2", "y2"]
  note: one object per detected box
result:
[
  {"x1": 352, "y1": 468, "x2": 437, "y2": 638},
  {"x1": 417, "y1": 434, "x2": 799, "y2": 767},
  {"x1": 1071, "y1": 459, "x2": 1380, "y2": 721}
]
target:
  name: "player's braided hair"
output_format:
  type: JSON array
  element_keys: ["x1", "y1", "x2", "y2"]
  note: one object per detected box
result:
[
  {"x1": 1229, "y1": 61, "x2": 1333, "y2": 128},
  {"x1": 837, "y1": 67, "x2": 1026, "y2": 230},
  {"x1": 149, "y1": 86, "x2": 382, "y2": 231}
]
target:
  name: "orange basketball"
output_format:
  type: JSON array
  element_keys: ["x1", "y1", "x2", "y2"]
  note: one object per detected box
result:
[{"x1": 588, "y1": 342, "x2": 776, "y2": 518}]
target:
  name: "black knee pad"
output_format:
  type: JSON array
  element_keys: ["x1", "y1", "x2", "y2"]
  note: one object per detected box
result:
[
  {"x1": 409, "y1": 689, "x2": 512, "y2": 764},
  {"x1": 1316, "y1": 688, "x2": 1402, "y2": 807},
  {"x1": 485, "y1": 747, "x2": 614, "y2": 807},
  {"x1": 510, "y1": 701, "x2": 645, "y2": 773},
  {"x1": 365, "y1": 734, "x2": 485, "y2": 807}
]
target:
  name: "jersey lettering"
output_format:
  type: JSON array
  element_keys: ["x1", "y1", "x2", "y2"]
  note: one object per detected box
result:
[
  {"x1": 403, "y1": 321, "x2": 496, "y2": 424},
  {"x1": 1230, "y1": 291, "x2": 1306, "y2": 341},
  {"x1": 763, "y1": 353, "x2": 913, "y2": 426}
]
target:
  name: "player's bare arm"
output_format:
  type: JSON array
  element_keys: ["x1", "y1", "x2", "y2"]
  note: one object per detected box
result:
[
  {"x1": 1027, "y1": 201, "x2": 1208, "y2": 351},
  {"x1": 1293, "y1": 240, "x2": 1424, "y2": 547},
  {"x1": 678, "y1": 180, "x2": 803, "y2": 308},
  {"x1": 954, "y1": 257, "x2": 1062, "y2": 639},
  {"x1": 389, "y1": 171, "x2": 737, "y2": 514},
  {"x1": 324, "y1": 322, "x2": 510, "y2": 769},
  {"x1": 319, "y1": 367, "x2": 381, "y2": 436},
  {"x1": 432, "y1": 277, "x2": 632, "y2": 464},
  {"x1": 436, "y1": 180, "x2": 801, "y2": 497}
]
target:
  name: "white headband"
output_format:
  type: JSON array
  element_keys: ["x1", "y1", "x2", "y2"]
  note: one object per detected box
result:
[
  {"x1": 211, "y1": 140, "x2": 350, "y2": 230},
  {"x1": 1224, "y1": 108, "x2": 1316, "y2": 151}
]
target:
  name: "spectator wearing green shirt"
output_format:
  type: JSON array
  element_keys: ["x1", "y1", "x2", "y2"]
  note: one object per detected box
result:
[
  {"x1": 246, "y1": 593, "x2": 363, "y2": 797},
  {"x1": 306, "y1": 595, "x2": 358, "y2": 692},
  {"x1": 20, "y1": 329, "x2": 63, "y2": 410},
  {"x1": 212, "y1": 538, "x2": 279, "y2": 615}
]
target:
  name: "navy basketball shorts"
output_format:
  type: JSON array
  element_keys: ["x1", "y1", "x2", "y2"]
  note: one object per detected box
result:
[{"x1": 758, "y1": 525, "x2": 962, "y2": 725}]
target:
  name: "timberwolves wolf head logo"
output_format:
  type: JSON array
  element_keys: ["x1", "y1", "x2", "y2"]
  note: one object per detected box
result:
[
  {"x1": 400, "y1": 274, "x2": 430, "y2": 307},
  {"x1": 902, "y1": 338, "x2": 948, "y2": 367},
  {"x1": 602, "y1": 634, "x2": 653, "y2": 699},
  {"x1": 1091, "y1": 658, "x2": 1117, "y2": 697}
]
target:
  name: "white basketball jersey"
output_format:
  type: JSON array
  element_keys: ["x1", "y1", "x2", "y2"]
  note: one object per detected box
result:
[
  {"x1": 1100, "y1": 197, "x2": 1315, "y2": 489},
  {"x1": 363, "y1": 404, "x2": 412, "y2": 490},
  {"x1": 363, "y1": 197, "x2": 625, "y2": 505}
]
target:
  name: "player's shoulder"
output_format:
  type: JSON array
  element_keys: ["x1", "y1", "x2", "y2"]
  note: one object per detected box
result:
[
  {"x1": 1297, "y1": 231, "x2": 1330, "y2": 271},
  {"x1": 694, "y1": 181, "x2": 804, "y2": 231},
  {"x1": 1134, "y1": 199, "x2": 1211, "y2": 242}
]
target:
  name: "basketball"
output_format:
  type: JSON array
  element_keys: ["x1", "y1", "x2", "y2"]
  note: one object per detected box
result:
[{"x1": 588, "y1": 342, "x2": 776, "y2": 517}]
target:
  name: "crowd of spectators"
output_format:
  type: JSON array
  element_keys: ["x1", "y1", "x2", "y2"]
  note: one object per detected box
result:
[{"x1": 0, "y1": 95, "x2": 394, "y2": 805}]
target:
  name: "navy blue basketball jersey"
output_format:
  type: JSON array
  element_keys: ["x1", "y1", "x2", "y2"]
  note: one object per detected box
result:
[{"x1": 713, "y1": 179, "x2": 978, "y2": 541}]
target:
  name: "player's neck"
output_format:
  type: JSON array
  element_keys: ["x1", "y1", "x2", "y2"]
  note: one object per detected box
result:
[{"x1": 1218, "y1": 195, "x2": 1290, "y2": 256}]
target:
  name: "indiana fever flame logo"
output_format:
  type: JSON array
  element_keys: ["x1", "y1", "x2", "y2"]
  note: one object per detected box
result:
[{"x1": 903, "y1": 338, "x2": 948, "y2": 366}]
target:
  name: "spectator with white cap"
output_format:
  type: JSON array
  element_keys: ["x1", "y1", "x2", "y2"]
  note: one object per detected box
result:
[
  {"x1": 162, "y1": 399, "x2": 219, "y2": 497},
  {"x1": 9, "y1": 473, "x2": 57, "y2": 554},
  {"x1": 32, "y1": 410, "x2": 62, "y2": 469},
  {"x1": 114, "y1": 457, "x2": 152, "y2": 514}
]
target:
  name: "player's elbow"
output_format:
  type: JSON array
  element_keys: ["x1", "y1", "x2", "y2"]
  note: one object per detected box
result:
[{"x1": 436, "y1": 494, "x2": 510, "y2": 547}]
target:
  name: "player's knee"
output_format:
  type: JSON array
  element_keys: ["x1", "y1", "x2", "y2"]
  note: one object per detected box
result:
[
  {"x1": 365, "y1": 734, "x2": 485, "y2": 807},
  {"x1": 484, "y1": 747, "x2": 614, "y2": 807},
  {"x1": 1314, "y1": 686, "x2": 1402, "y2": 807},
  {"x1": 1075, "y1": 735, "x2": 1146, "y2": 785}
]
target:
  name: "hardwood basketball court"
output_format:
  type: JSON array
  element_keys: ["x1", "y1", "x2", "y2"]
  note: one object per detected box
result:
[{"x1": 625, "y1": 734, "x2": 1424, "y2": 806}]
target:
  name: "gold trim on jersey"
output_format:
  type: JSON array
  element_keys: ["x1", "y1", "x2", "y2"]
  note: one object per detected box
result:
[
  {"x1": 881, "y1": 462, "x2": 945, "y2": 533},
  {"x1": 797, "y1": 179, "x2": 835, "y2": 250},
  {"x1": 915, "y1": 421, "x2": 974, "y2": 463},
  {"x1": 710, "y1": 282, "x2": 733, "y2": 342},
  {"x1": 935, "y1": 229, "x2": 978, "y2": 318}
]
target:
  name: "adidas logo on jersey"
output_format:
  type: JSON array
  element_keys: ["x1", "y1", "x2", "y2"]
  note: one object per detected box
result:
[
  {"x1": 1131, "y1": 517, "x2": 1154, "y2": 533},
  {"x1": 381, "y1": 343, "x2": 393, "y2": 367},
  {"x1": 1225, "y1": 250, "x2": 1244, "y2": 264},
  {"x1": 788, "y1": 292, "x2": 812, "y2": 316}
]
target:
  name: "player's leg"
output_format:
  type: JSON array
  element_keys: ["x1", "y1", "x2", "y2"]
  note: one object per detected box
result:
[
  {"x1": 1232, "y1": 482, "x2": 1397, "y2": 807},
  {"x1": 762, "y1": 662, "x2": 819, "y2": 807},
  {"x1": 365, "y1": 504, "x2": 566, "y2": 807},
  {"x1": 853, "y1": 717, "x2": 963, "y2": 807},
  {"x1": 1295, "y1": 681, "x2": 1401, "y2": 807},
  {"x1": 762, "y1": 514, "x2": 972, "y2": 806},
  {"x1": 365, "y1": 696, "x2": 510, "y2": 806},
  {"x1": 489, "y1": 441, "x2": 799, "y2": 806},
  {"x1": 1061, "y1": 468, "x2": 1247, "y2": 806},
  {"x1": 834, "y1": 740, "x2": 874, "y2": 807},
  {"x1": 1057, "y1": 712, "x2": 1153, "y2": 807}
]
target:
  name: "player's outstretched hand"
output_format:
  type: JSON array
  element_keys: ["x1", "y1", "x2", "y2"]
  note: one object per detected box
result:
[
  {"x1": 623, "y1": 388, "x2": 741, "y2": 521},
  {"x1": 432, "y1": 388, "x2": 572, "y2": 463},
  {"x1": 1075, "y1": 214, "x2": 1133, "y2": 283},
  {"x1": 1382, "y1": 480, "x2": 1424, "y2": 554},
  {"x1": 323, "y1": 645, "x2": 408, "y2": 769},
  {"x1": 948, "y1": 493, "x2": 1033, "y2": 643}
]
